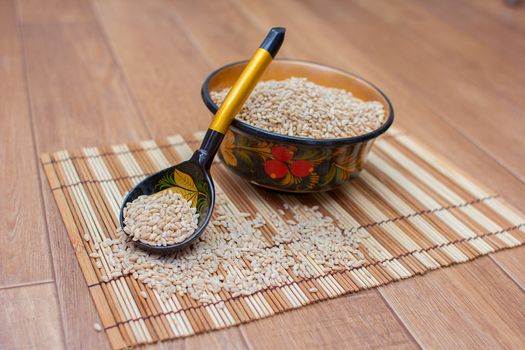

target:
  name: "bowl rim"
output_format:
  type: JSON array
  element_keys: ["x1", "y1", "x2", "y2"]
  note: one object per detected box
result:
[{"x1": 201, "y1": 58, "x2": 394, "y2": 146}]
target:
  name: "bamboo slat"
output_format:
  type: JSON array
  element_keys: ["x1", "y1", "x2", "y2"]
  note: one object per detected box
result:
[{"x1": 40, "y1": 131, "x2": 525, "y2": 349}]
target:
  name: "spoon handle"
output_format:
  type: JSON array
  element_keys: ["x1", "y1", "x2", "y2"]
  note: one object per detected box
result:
[
  {"x1": 193, "y1": 27, "x2": 285, "y2": 169},
  {"x1": 209, "y1": 27, "x2": 285, "y2": 134}
]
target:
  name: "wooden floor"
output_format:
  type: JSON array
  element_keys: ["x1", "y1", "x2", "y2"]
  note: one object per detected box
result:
[{"x1": 1, "y1": 0, "x2": 525, "y2": 349}]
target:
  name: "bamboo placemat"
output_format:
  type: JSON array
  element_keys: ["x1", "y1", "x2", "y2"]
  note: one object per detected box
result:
[{"x1": 41, "y1": 128, "x2": 525, "y2": 349}]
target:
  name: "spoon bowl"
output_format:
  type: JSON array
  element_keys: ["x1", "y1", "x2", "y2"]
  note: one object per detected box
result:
[
  {"x1": 119, "y1": 160, "x2": 215, "y2": 254},
  {"x1": 118, "y1": 27, "x2": 285, "y2": 253}
]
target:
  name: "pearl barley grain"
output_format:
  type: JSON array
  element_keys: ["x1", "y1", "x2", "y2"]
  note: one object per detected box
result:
[
  {"x1": 123, "y1": 189, "x2": 199, "y2": 247},
  {"x1": 211, "y1": 77, "x2": 386, "y2": 139},
  {"x1": 102, "y1": 192, "x2": 366, "y2": 304},
  {"x1": 93, "y1": 323, "x2": 103, "y2": 332}
]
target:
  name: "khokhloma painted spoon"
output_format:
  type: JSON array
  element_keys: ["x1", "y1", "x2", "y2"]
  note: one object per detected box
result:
[{"x1": 119, "y1": 27, "x2": 285, "y2": 254}]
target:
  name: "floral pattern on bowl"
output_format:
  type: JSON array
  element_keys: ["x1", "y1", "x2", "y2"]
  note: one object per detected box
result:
[{"x1": 218, "y1": 129, "x2": 375, "y2": 192}]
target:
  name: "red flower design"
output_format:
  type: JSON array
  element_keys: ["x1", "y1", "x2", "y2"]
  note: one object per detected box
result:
[
  {"x1": 271, "y1": 147, "x2": 294, "y2": 162},
  {"x1": 290, "y1": 160, "x2": 313, "y2": 177},
  {"x1": 264, "y1": 160, "x2": 288, "y2": 179}
]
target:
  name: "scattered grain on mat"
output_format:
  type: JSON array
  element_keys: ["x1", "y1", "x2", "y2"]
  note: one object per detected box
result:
[
  {"x1": 210, "y1": 77, "x2": 385, "y2": 139},
  {"x1": 93, "y1": 322, "x2": 103, "y2": 332},
  {"x1": 101, "y1": 192, "x2": 366, "y2": 303},
  {"x1": 123, "y1": 189, "x2": 199, "y2": 246},
  {"x1": 110, "y1": 270, "x2": 122, "y2": 278}
]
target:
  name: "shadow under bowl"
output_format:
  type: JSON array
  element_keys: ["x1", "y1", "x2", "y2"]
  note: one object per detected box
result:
[{"x1": 201, "y1": 59, "x2": 394, "y2": 193}]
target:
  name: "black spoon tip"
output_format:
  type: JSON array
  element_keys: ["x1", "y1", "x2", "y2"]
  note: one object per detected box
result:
[{"x1": 259, "y1": 27, "x2": 286, "y2": 58}]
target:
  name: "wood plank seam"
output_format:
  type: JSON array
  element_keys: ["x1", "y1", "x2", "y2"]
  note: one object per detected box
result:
[
  {"x1": 236, "y1": 327, "x2": 255, "y2": 350},
  {"x1": 86, "y1": 0, "x2": 151, "y2": 138},
  {"x1": 0, "y1": 279, "x2": 55, "y2": 291},
  {"x1": 13, "y1": 1, "x2": 68, "y2": 348},
  {"x1": 490, "y1": 257, "x2": 525, "y2": 293},
  {"x1": 379, "y1": 289, "x2": 424, "y2": 349}
]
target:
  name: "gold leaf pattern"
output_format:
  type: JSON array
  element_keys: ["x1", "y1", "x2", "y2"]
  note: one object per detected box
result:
[
  {"x1": 221, "y1": 131, "x2": 238, "y2": 166},
  {"x1": 173, "y1": 169, "x2": 197, "y2": 192}
]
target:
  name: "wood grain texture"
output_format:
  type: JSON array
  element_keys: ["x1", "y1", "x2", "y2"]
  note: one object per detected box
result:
[
  {"x1": 241, "y1": 291, "x2": 418, "y2": 350},
  {"x1": 17, "y1": 0, "x2": 94, "y2": 24},
  {"x1": 0, "y1": 283, "x2": 65, "y2": 349},
  {"x1": 170, "y1": 0, "x2": 294, "y2": 65},
  {"x1": 380, "y1": 257, "x2": 525, "y2": 349},
  {"x1": 21, "y1": 20, "x2": 147, "y2": 151},
  {"x1": 18, "y1": 3, "x2": 148, "y2": 348},
  {"x1": 491, "y1": 248, "x2": 525, "y2": 290},
  {"x1": 0, "y1": 0, "x2": 53, "y2": 287},
  {"x1": 92, "y1": 0, "x2": 212, "y2": 139},
  {"x1": 472, "y1": 0, "x2": 525, "y2": 32},
  {"x1": 184, "y1": 328, "x2": 248, "y2": 350},
  {"x1": 336, "y1": 0, "x2": 525, "y2": 180}
]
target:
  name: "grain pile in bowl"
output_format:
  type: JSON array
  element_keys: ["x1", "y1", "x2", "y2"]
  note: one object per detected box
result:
[
  {"x1": 211, "y1": 77, "x2": 386, "y2": 138},
  {"x1": 91, "y1": 193, "x2": 366, "y2": 303},
  {"x1": 123, "y1": 189, "x2": 199, "y2": 246}
]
